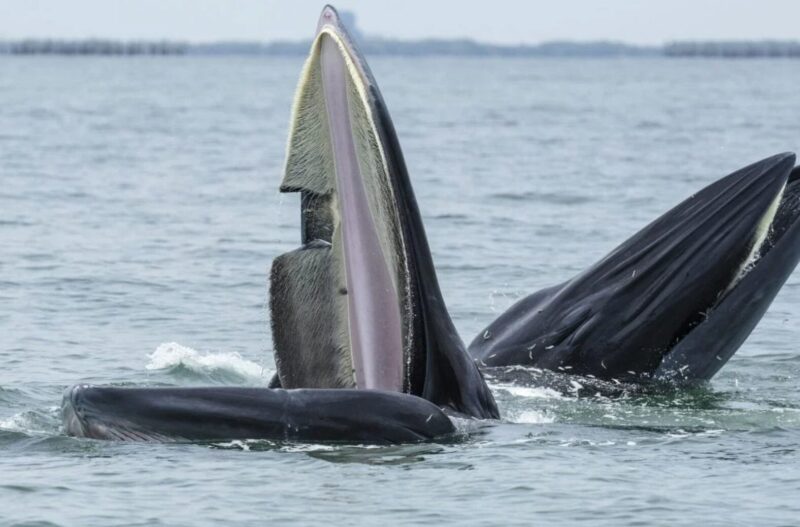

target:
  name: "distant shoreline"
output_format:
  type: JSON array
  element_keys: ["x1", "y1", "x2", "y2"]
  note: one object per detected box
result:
[{"x1": 2, "y1": 39, "x2": 800, "y2": 58}]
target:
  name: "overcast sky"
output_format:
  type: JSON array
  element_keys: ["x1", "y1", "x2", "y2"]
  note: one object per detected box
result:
[{"x1": 1, "y1": 0, "x2": 799, "y2": 45}]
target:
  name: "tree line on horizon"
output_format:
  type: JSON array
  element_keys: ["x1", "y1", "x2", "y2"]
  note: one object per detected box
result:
[
  {"x1": 0, "y1": 39, "x2": 188, "y2": 55},
  {"x1": 664, "y1": 40, "x2": 800, "y2": 57},
  {"x1": 2, "y1": 38, "x2": 800, "y2": 58}
]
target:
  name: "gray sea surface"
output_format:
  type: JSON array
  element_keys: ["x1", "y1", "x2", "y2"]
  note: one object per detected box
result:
[{"x1": 1, "y1": 56, "x2": 799, "y2": 526}]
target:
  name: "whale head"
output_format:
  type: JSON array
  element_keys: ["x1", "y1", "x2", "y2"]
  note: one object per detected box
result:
[
  {"x1": 471, "y1": 153, "x2": 800, "y2": 382},
  {"x1": 270, "y1": 6, "x2": 497, "y2": 418}
]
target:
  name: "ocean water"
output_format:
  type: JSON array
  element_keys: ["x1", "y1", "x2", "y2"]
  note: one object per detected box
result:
[{"x1": 1, "y1": 56, "x2": 799, "y2": 526}]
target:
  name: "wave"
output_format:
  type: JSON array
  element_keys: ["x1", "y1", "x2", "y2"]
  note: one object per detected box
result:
[
  {"x1": 489, "y1": 190, "x2": 593, "y2": 205},
  {"x1": 146, "y1": 342, "x2": 271, "y2": 384},
  {"x1": 0, "y1": 407, "x2": 61, "y2": 435}
]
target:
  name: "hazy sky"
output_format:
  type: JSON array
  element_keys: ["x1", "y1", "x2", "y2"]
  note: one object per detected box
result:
[{"x1": 1, "y1": 0, "x2": 799, "y2": 44}]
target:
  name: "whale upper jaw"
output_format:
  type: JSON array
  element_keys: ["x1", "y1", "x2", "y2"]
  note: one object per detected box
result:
[
  {"x1": 61, "y1": 384, "x2": 457, "y2": 443},
  {"x1": 471, "y1": 153, "x2": 800, "y2": 383},
  {"x1": 271, "y1": 6, "x2": 497, "y2": 418}
]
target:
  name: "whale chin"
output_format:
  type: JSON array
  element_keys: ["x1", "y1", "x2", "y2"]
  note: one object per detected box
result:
[{"x1": 471, "y1": 153, "x2": 800, "y2": 383}]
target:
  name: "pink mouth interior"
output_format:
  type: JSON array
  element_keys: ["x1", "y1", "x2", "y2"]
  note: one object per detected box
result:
[{"x1": 319, "y1": 34, "x2": 404, "y2": 392}]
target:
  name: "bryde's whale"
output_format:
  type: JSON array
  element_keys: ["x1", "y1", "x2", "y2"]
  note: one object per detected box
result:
[
  {"x1": 62, "y1": 6, "x2": 497, "y2": 443},
  {"x1": 61, "y1": 5, "x2": 800, "y2": 443},
  {"x1": 471, "y1": 155, "x2": 800, "y2": 383}
]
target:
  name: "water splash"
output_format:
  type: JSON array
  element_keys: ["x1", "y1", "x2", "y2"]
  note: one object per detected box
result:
[
  {"x1": 509, "y1": 410, "x2": 555, "y2": 424},
  {"x1": 492, "y1": 383, "x2": 564, "y2": 400},
  {"x1": 146, "y1": 342, "x2": 270, "y2": 383},
  {"x1": 0, "y1": 407, "x2": 61, "y2": 435}
]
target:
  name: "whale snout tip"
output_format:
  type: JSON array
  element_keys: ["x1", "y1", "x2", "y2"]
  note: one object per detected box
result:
[
  {"x1": 771, "y1": 151, "x2": 796, "y2": 174},
  {"x1": 317, "y1": 5, "x2": 341, "y2": 30},
  {"x1": 61, "y1": 384, "x2": 92, "y2": 438},
  {"x1": 321, "y1": 5, "x2": 338, "y2": 18}
]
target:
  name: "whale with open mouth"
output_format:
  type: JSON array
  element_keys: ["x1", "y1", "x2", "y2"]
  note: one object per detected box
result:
[
  {"x1": 471, "y1": 153, "x2": 800, "y2": 382},
  {"x1": 62, "y1": 5, "x2": 498, "y2": 443}
]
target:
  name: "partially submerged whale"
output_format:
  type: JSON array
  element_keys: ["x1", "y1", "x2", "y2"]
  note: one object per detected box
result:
[
  {"x1": 471, "y1": 154, "x2": 800, "y2": 383},
  {"x1": 62, "y1": 6, "x2": 497, "y2": 443},
  {"x1": 60, "y1": 6, "x2": 800, "y2": 442}
]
